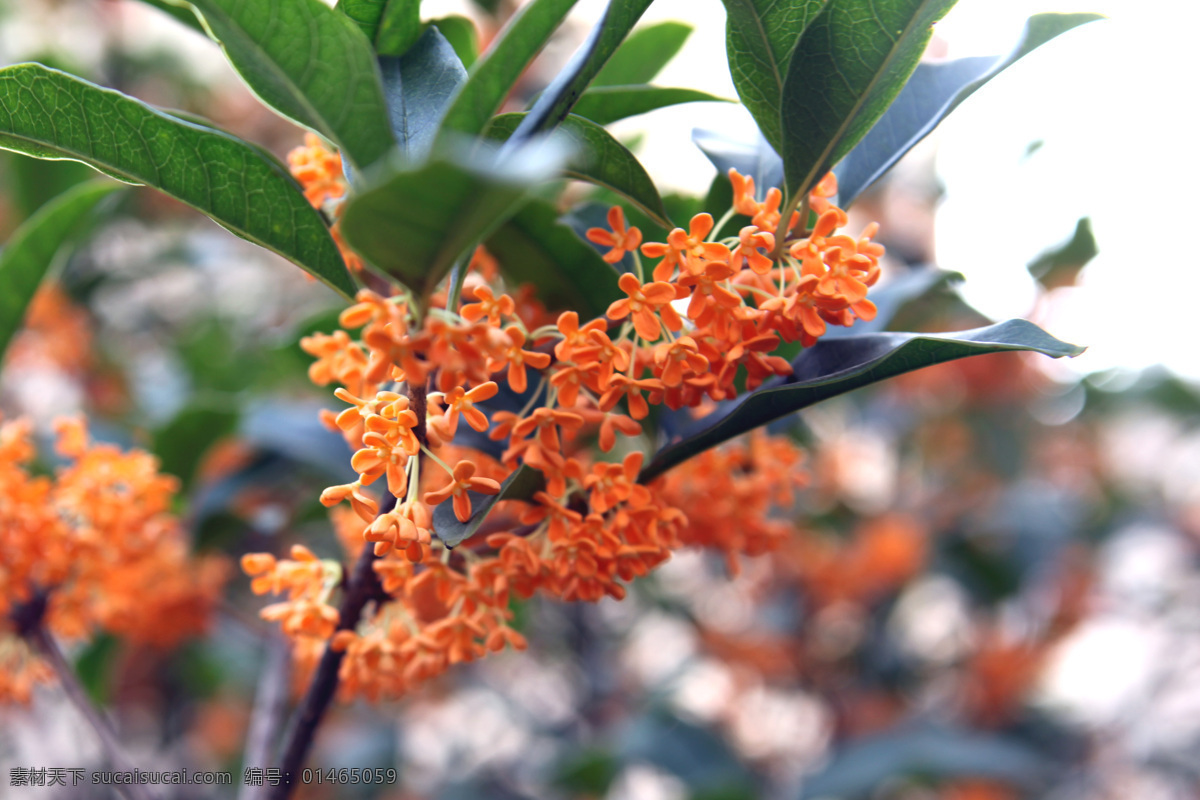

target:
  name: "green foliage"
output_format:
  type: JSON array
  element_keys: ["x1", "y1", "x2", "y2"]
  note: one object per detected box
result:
[
  {"x1": 0, "y1": 64, "x2": 355, "y2": 298},
  {"x1": 511, "y1": 0, "x2": 656, "y2": 143},
  {"x1": 339, "y1": 147, "x2": 563, "y2": 295},
  {"x1": 780, "y1": 0, "x2": 958, "y2": 198},
  {"x1": 0, "y1": 180, "x2": 119, "y2": 363},
  {"x1": 438, "y1": 0, "x2": 578, "y2": 137},
  {"x1": 571, "y1": 85, "x2": 730, "y2": 126},
  {"x1": 835, "y1": 12, "x2": 1104, "y2": 207},
  {"x1": 184, "y1": 0, "x2": 395, "y2": 171},
  {"x1": 721, "y1": 0, "x2": 825, "y2": 154},
  {"x1": 640, "y1": 321, "x2": 1085, "y2": 482},
  {"x1": 485, "y1": 199, "x2": 624, "y2": 319},
  {"x1": 592, "y1": 21, "x2": 692, "y2": 86},
  {"x1": 380, "y1": 27, "x2": 468, "y2": 162},
  {"x1": 336, "y1": 0, "x2": 421, "y2": 55},
  {"x1": 487, "y1": 113, "x2": 670, "y2": 226}
]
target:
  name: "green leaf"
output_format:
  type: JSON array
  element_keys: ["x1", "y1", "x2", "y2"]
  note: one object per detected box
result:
[
  {"x1": 485, "y1": 199, "x2": 624, "y2": 319},
  {"x1": 720, "y1": 0, "x2": 826, "y2": 154},
  {"x1": 487, "y1": 113, "x2": 670, "y2": 227},
  {"x1": 639, "y1": 320, "x2": 1084, "y2": 482},
  {"x1": 438, "y1": 0, "x2": 579, "y2": 137},
  {"x1": 0, "y1": 180, "x2": 120, "y2": 364},
  {"x1": 593, "y1": 21, "x2": 692, "y2": 86},
  {"x1": 429, "y1": 16, "x2": 480, "y2": 69},
  {"x1": 0, "y1": 65, "x2": 355, "y2": 298},
  {"x1": 1027, "y1": 217, "x2": 1097, "y2": 290},
  {"x1": 510, "y1": 0, "x2": 656, "y2": 143},
  {"x1": 153, "y1": 405, "x2": 240, "y2": 489},
  {"x1": 380, "y1": 27, "x2": 468, "y2": 161},
  {"x1": 834, "y1": 13, "x2": 1104, "y2": 207},
  {"x1": 340, "y1": 145, "x2": 564, "y2": 295},
  {"x1": 336, "y1": 0, "x2": 422, "y2": 56},
  {"x1": 433, "y1": 464, "x2": 545, "y2": 548},
  {"x1": 136, "y1": 0, "x2": 209, "y2": 36},
  {"x1": 780, "y1": 0, "x2": 959, "y2": 197},
  {"x1": 181, "y1": 0, "x2": 395, "y2": 170},
  {"x1": 571, "y1": 85, "x2": 730, "y2": 126}
]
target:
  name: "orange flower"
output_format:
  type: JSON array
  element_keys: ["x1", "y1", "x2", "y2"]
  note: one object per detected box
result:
[
  {"x1": 606, "y1": 273, "x2": 682, "y2": 341},
  {"x1": 490, "y1": 327, "x2": 551, "y2": 394},
  {"x1": 586, "y1": 206, "x2": 643, "y2": 264},
  {"x1": 460, "y1": 285, "x2": 516, "y2": 324},
  {"x1": 423, "y1": 460, "x2": 502, "y2": 523}
]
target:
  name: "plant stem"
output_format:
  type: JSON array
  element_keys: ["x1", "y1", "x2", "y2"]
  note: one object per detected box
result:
[
  {"x1": 24, "y1": 615, "x2": 155, "y2": 800},
  {"x1": 269, "y1": 384, "x2": 426, "y2": 799}
]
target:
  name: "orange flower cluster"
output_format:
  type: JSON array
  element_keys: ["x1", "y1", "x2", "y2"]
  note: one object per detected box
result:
[
  {"x1": 249, "y1": 139, "x2": 888, "y2": 700},
  {"x1": 657, "y1": 431, "x2": 809, "y2": 574},
  {"x1": 0, "y1": 417, "x2": 226, "y2": 704},
  {"x1": 287, "y1": 133, "x2": 363, "y2": 273}
]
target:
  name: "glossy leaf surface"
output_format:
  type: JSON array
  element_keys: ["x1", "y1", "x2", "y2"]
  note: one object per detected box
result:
[
  {"x1": 721, "y1": 0, "x2": 825, "y2": 153},
  {"x1": 183, "y1": 0, "x2": 395, "y2": 170},
  {"x1": 0, "y1": 65, "x2": 355, "y2": 298},
  {"x1": 379, "y1": 27, "x2": 468, "y2": 161},
  {"x1": 779, "y1": 0, "x2": 958, "y2": 197},
  {"x1": 640, "y1": 320, "x2": 1084, "y2": 482}
]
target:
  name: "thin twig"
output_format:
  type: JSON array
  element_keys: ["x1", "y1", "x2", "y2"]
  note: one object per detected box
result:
[
  {"x1": 26, "y1": 620, "x2": 156, "y2": 800},
  {"x1": 239, "y1": 632, "x2": 292, "y2": 800}
]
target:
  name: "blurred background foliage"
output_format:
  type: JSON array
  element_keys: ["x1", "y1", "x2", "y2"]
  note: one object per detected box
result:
[{"x1": 2, "y1": 1, "x2": 1199, "y2": 799}]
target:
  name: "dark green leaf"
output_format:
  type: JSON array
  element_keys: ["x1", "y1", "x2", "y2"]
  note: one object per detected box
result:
[
  {"x1": 640, "y1": 320, "x2": 1084, "y2": 482},
  {"x1": 721, "y1": 0, "x2": 826, "y2": 153},
  {"x1": 1027, "y1": 217, "x2": 1097, "y2": 290},
  {"x1": 340, "y1": 145, "x2": 563, "y2": 294},
  {"x1": 335, "y1": 0, "x2": 387, "y2": 41},
  {"x1": 593, "y1": 21, "x2": 692, "y2": 86},
  {"x1": 0, "y1": 181, "x2": 120, "y2": 364},
  {"x1": 183, "y1": 0, "x2": 395, "y2": 170},
  {"x1": 439, "y1": 0, "x2": 579, "y2": 137},
  {"x1": 429, "y1": 16, "x2": 480, "y2": 68},
  {"x1": 137, "y1": 0, "x2": 209, "y2": 36},
  {"x1": 433, "y1": 464, "x2": 545, "y2": 548},
  {"x1": 376, "y1": 0, "x2": 422, "y2": 55},
  {"x1": 153, "y1": 405, "x2": 240, "y2": 489},
  {"x1": 509, "y1": 0, "x2": 656, "y2": 143},
  {"x1": 485, "y1": 199, "x2": 624, "y2": 319},
  {"x1": 835, "y1": 13, "x2": 1103, "y2": 207},
  {"x1": 780, "y1": 0, "x2": 958, "y2": 198},
  {"x1": 571, "y1": 85, "x2": 730, "y2": 126},
  {"x1": 0, "y1": 65, "x2": 355, "y2": 298},
  {"x1": 487, "y1": 113, "x2": 670, "y2": 227},
  {"x1": 380, "y1": 27, "x2": 468, "y2": 162},
  {"x1": 470, "y1": 0, "x2": 503, "y2": 14}
]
